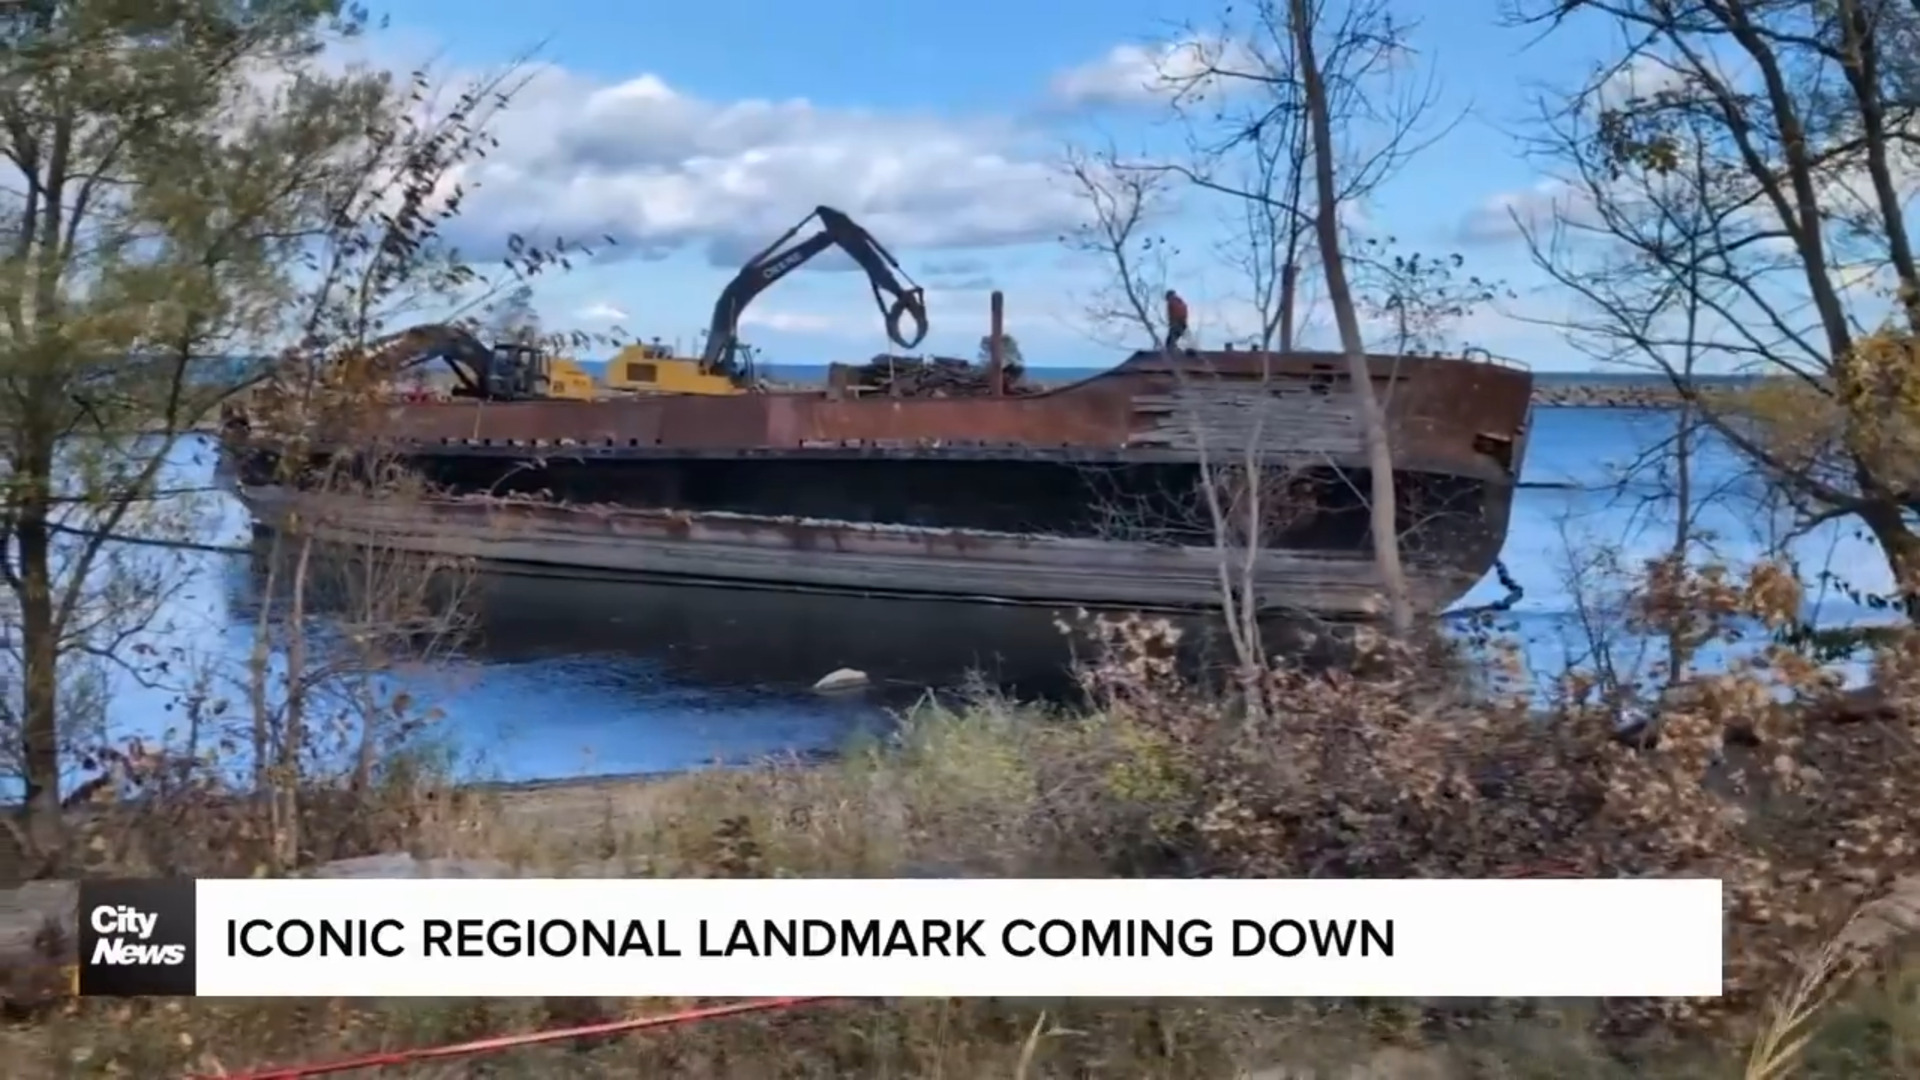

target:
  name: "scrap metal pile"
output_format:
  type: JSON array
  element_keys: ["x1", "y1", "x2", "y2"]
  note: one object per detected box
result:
[{"x1": 848, "y1": 354, "x2": 1039, "y2": 397}]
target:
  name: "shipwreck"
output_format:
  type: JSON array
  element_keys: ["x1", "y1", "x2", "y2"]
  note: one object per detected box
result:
[{"x1": 222, "y1": 207, "x2": 1533, "y2": 619}]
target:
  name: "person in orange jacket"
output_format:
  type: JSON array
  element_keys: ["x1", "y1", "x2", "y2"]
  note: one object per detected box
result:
[{"x1": 1164, "y1": 289, "x2": 1189, "y2": 351}]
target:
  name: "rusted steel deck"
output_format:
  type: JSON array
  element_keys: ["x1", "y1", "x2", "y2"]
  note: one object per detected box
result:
[{"x1": 351, "y1": 350, "x2": 1532, "y2": 482}]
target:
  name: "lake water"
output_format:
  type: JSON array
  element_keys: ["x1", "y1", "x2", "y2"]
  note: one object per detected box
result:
[{"x1": 69, "y1": 405, "x2": 1902, "y2": 784}]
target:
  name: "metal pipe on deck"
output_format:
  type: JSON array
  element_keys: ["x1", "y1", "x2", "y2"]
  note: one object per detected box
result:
[{"x1": 988, "y1": 291, "x2": 1005, "y2": 397}]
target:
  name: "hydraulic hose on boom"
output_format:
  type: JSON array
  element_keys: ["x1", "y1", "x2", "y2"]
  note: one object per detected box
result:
[{"x1": 701, "y1": 206, "x2": 929, "y2": 384}]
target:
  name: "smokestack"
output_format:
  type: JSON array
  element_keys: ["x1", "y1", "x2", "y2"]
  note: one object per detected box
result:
[{"x1": 988, "y1": 290, "x2": 1005, "y2": 397}]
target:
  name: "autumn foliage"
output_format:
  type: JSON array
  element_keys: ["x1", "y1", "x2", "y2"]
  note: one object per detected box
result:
[{"x1": 1064, "y1": 556, "x2": 1920, "y2": 1040}]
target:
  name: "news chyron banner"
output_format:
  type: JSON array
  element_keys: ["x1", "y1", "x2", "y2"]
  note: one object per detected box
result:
[{"x1": 78, "y1": 878, "x2": 1727, "y2": 998}]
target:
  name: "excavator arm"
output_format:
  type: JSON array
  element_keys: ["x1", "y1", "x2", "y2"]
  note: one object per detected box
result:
[
  {"x1": 360, "y1": 324, "x2": 494, "y2": 397},
  {"x1": 353, "y1": 323, "x2": 558, "y2": 401},
  {"x1": 700, "y1": 206, "x2": 929, "y2": 382}
]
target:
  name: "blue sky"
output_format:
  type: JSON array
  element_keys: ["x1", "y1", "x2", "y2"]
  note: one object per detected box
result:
[{"x1": 367, "y1": 0, "x2": 1632, "y2": 370}]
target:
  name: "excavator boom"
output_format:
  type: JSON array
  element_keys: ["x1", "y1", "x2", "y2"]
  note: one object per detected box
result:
[
  {"x1": 701, "y1": 206, "x2": 929, "y2": 382},
  {"x1": 354, "y1": 324, "x2": 492, "y2": 395},
  {"x1": 355, "y1": 324, "x2": 558, "y2": 402}
]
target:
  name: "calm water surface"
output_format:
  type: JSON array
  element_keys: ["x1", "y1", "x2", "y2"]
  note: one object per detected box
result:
[{"x1": 87, "y1": 405, "x2": 1894, "y2": 783}]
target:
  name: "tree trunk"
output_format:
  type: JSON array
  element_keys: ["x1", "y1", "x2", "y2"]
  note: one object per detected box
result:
[
  {"x1": 1291, "y1": 0, "x2": 1414, "y2": 635},
  {"x1": 1668, "y1": 399, "x2": 1695, "y2": 680},
  {"x1": 1857, "y1": 500, "x2": 1920, "y2": 617},
  {"x1": 14, "y1": 485, "x2": 63, "y2": 863},
  {"x1": 272, "y1": 531, "x2": 316, "y2": 871},
  {"x1": 1277, "y1": 262, "x2": 1299, "y2": 352}
]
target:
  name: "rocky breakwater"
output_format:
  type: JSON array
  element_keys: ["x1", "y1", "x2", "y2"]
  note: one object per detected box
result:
[{"x1": 1531, "y1": 382, "x2": 1686, "y2": 408}]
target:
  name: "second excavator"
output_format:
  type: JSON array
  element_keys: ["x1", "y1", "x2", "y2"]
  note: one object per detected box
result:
[{"x1": 358, "y1": 324, "x2": 595, "y2": 402}]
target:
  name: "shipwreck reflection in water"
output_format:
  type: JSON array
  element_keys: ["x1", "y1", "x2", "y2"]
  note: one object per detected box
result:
[
  {"x1": 461, "y1": 566, "x2": 1093, "y2": 705},
  {"x1": 222, "y1": 531, "x2": 1335, "y2": 779},
  {"x1": 225, "y1": 532, "x2": 1094, "y2": 703}
]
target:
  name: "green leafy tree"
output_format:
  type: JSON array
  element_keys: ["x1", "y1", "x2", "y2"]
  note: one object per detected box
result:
[
  {"x1": 0, "y1": 1, "x2": 590, "y2": 867},
  {"x1": 977, "y1": 331, "x2": 1024, "y2": 371}
]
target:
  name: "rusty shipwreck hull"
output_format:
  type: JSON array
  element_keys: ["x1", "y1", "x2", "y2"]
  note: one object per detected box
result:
[{"x1": 228, "y1": 349, "x2": 1534, "y2": 618}]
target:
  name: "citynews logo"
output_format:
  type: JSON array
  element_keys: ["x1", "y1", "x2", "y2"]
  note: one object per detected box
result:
[
  {"x1": 90, "y1": 905, "x2": 185, "y2": 966},
  {"x1": 76, "y1": 880, "x2": 197, "y2": 997}
]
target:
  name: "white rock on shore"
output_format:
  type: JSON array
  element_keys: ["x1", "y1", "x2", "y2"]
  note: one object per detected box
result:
[{"x1": 812, "y1": 667, "x2": 870, "y2": 691}]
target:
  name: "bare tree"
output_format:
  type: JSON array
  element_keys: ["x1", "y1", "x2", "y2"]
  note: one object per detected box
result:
[
  {"x1": 1059, "y1": 145, "x2": 1178, "y2": 349},
  {"x1": 486, "y1": 283, "x2": 542, "y2": 346},
  {"x1": 1061, "y1": 0, "x2": 1463, "y2": 646},
  {"x1": 1291, "y1": 0, "x2": 1416, "y2": 634},
  {"x1": 1193, "y1": 56, "x2": 1319, "y2": 352},
  {"x1": 1351, "y1": 238, "x2": 1512, "y2": 357},
  {"x1": 1152, "y1": 0, "x2": 1449, "y2": 634},
  {"x1": 1149, "y1": 0, "x2": 1447, "y2": 243},
  {"x1": 1059, "y1": 148, "x2": 1286, "y2": 699},
  {"x1": 220, "y1": 60, "x2": 609, "y2": 870},
  {"x1": 1509, "y1": 0, "x2": 1920, "y2": 617}
]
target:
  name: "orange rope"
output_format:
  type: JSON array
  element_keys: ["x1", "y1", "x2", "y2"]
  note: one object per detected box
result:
[{"x1": 193, "y1": 996, "x2": 836, "y2": 1080}]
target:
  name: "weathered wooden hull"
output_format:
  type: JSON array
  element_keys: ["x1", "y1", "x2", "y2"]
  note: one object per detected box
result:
[
  {"x1": 227, "y1": 348, "x2": 1533, "y2": 619},
  {"x1": 237, "y1": 485, "x2": 1488, "y2": 617}
]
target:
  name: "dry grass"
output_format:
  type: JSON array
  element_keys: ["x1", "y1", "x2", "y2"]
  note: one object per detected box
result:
[
  {"x1": 7, "y1": 558, "x2": 1920, "y2": 1076},
  {"x1": 4, "y1": 689, "x2": 1918, "y2": 1078}
]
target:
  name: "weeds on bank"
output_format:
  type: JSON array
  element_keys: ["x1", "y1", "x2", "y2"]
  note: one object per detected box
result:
[{"x1": 9, "y1": 557, "x2": 1920, "y2": 1076}]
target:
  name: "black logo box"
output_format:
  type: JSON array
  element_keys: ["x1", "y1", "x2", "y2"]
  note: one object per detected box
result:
[{"x1": 76, "y1": 879, "x2": 197, "y2": 997}]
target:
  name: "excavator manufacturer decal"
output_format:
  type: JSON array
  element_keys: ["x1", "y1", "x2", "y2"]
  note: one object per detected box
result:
[{"x1": 761, "y1": 249, "x2": 808, "y2": 280}]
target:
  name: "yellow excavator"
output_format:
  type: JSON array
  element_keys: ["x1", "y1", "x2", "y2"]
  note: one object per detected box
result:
[
  {"x1": 322, "y1": 324, "x2": 596, "y2": 402},
  {"x1": 601, "y1": 340, "x2": 741, "y2": 396},
  {"x1": 272, "y1": 206, "x2": 930, "y2": 404},
  {"x1": 596, "y1": 205, "x2": 933, "y2": 397}
]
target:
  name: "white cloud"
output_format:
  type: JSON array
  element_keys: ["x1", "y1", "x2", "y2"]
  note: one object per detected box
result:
[
  {"x1": 1458, "y1": 181, "x2": 1586, "y2": 244},
  {"x1": 1594, "y1": 53, "x2": 1691, "y2": 111},
  {"x1": 575, "y1": 301, "x2": 629, "y2": 323},
  {"x1": 738, "y1": 309, "x2": 844, "y2": 334},
  {"x1": 1049, "y1": 37, "x2": 1254, "y2": 109},
  {"x1": 421, "y1": 61, "x2": 1083, "y2": 270}
]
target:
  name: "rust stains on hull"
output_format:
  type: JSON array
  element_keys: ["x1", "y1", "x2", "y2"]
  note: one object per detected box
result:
[
  {"x1": 347, "y1": 349, "x2": 1533, "y2": 484},
  {"x1": 240, "y1": 487, "x2": 1483, "y2": 618},
  {"x1": 227, "y1": 349, "x2": 1533, "y2": 621}
]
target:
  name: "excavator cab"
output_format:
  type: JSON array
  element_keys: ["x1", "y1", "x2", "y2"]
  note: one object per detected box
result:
[
  {"x1": 486, "y1": 340, "x2": 599, "y2": 401},
  {"x1": 485, "y1": 342, "x2": 544, "y2": 399}
]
